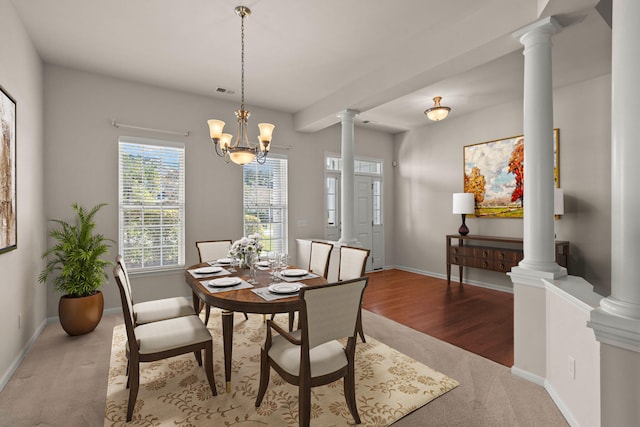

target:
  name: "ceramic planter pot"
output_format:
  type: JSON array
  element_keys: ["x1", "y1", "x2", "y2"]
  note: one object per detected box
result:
[{"x1": 58, "y1": 290, "x2": 104, "y2": 336}]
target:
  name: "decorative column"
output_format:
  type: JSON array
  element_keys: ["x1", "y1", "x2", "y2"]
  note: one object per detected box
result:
[
  {"x1": 513, "y1": 16, "x2": 565, "y2": 278},
  {"x1": 338, "y1": 109, "x2": 359, "y2": 244},
  {"x1": 588, "y1": 0, "x2": 640, "y2": 425},
  {"x1": 509, "y1": 17, "x2": 566, "y2": 382}
]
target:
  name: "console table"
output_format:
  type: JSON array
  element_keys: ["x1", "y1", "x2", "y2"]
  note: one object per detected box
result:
[{"x1": 446, "y1": 234, "x2": 569, "y2": 285}]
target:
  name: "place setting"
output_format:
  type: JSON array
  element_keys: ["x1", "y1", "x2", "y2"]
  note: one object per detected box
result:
[
  {"x1": 273, "y1": 268, "x2": 319, "y2": 282},
  {"x1": 187, "y1": 265, "x2": 232, "y2": 278},
  {"x1": 203, "y1": 276, "x2": 254, "y2": 293},
  {"x1": 252, "y1": 281, "x2": 307, "y2": 301}
]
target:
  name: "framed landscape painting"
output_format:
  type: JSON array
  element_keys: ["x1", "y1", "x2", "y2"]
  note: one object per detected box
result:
[
  {"x1": 463, "y1": 129, "x2": 559, "y2": 218},
  {"x1": 0, "y1": 85, "x2": 16, "y2": 253}
]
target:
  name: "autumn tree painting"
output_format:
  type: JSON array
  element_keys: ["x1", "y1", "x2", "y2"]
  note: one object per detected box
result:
[
  {"x1": 463, "y1": 130, "x2": 558, "y2": 218},
  {"x1": 508, "y1": 138, "x2": 524, "y2": 206}
]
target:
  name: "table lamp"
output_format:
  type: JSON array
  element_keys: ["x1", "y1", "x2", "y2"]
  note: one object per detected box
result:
[
  {"x1": 554, "y1": 188, "x2": 564, "y2": 216},
  {"x1": 453, "y1": 193, "x2": 475, "y2": 236}
]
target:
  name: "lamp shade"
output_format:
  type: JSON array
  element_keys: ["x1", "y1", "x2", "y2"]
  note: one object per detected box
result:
[
  {"x1": 554, "y1": 188, "x2": 564, "y2": 215},
  {"x1": 424, "y1": 96, "x2": 451, "y2": 121},
  {"x1": 453, "y1": 193, "x2": 475, "y2": 214}
]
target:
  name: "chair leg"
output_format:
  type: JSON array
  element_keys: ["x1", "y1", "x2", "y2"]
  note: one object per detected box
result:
[
  {"x1": 357, "y1": 310, "x2": 366, "y2": 343},
  {"x1": 194, "y1": 350, "x2": 203, "y2": 366},
  {"x1": 243, "y1": 312, "x2": 249, "y2": 320},
  {"x1": 299, "y1": 382, "x2": 312, "y2": 427},
  {"x1": 204, "y1": 303, "x2": 211, "y2": 325},
  {"x1": 204, "y1": 342, "x2": 217, "y2": 396},
  {"x1": 255, "y1": 349, "x2": 270, "y2": 407},
  {"x1": 125, "y1": 358, "x2": 130, "y2": 388},
  {"x1": 288, "y1": 311, "x2": 295, "y2": 331},
  {"x1": 127, "y1": 358, "x2": 140, "y2": 422},
  {"x1": 344, "y1": 361, "x2": 361, "y2": 424}
]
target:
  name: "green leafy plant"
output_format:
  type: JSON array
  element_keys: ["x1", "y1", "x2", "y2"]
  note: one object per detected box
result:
[{"x1": 38, "y1": 203, "x2": 114, "y2": 297}]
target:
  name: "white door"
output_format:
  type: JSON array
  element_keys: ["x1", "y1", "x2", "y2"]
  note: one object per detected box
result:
[
  {"x1": 325, "y1": 171, "x2": 384, "y2": 271},
  {"x1": 355, "y1": 175, "x2": 373, "y2": 254}
]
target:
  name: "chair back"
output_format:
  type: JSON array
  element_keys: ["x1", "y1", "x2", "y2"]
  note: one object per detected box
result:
[
  {"x1": 115, "y1": 255, "x2": 134, "y2": 304},
  {"x1": 113, "y1": 263, "x2": 139, "y2": 354},
  {"x1": 338, "y1": 246, "x2": 370, "y2": 280},
  {"x1": 308, "y1": 241, "x2": 333, "y2": 278},
  {"x1": 196, "y1": 240, "x2": 232, "y2": 262},
  {"x1": 299, "y1": 277, "x2": 368, "y2": 349}
]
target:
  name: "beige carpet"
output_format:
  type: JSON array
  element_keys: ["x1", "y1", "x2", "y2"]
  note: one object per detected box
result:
[{"x1": 104, "y1": 311, "x2": 459, "y2": 426}]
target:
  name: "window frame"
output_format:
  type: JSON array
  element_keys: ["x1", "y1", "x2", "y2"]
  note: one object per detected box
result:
[
  {"x1": 118, "y1": 136, "x2": 186, "y2": 274},
  {"x1": 242, "y1": 155, "x2": 288, "y2": 255}
]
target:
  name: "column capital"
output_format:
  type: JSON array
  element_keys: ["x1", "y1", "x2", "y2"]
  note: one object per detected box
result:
[
  {"x1": 337, "y1": 109, "x2": 360, "y2": 121},
  {"x1": 513, "y1": 16, "x2": 562, "y2": 46}
]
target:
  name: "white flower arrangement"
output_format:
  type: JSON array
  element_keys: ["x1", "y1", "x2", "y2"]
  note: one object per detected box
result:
[{"x1": 229, "y1": 233, "x2": 263, "y2": 267}]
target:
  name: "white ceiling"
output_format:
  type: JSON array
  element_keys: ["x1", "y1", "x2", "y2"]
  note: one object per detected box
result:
[{"x1": 10, "y1": 0, "x2": 611, "y2": 134}]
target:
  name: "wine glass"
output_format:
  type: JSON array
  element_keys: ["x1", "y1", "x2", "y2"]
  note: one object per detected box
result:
[{"x1": 269, "y1": 252, "x2": 281, "y2": 282}]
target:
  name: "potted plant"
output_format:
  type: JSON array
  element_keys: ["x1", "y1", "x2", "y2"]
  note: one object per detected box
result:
[{"x1": 39, "y1": 203, "x2": 113, "y2": 336}]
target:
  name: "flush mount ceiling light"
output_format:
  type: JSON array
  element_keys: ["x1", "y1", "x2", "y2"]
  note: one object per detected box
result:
[
  {"x1": 207, "y1": 6, "x2": 275, "y2": 165},
  {"x1": 424, "y1": 96, "x2": 451, "y2": 121}
]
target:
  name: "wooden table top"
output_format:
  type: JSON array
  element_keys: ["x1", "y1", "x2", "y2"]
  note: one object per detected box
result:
[{"x1": 184, "y1": 263, "x2": 328, "y2": 314}]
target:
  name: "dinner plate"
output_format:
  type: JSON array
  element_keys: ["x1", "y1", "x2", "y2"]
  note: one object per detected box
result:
[
  {"x1": 216, "y1": 258, "x2": 233, "y2": 265},
  {"x1": 268, "y1": 283, "x2": 302, "y2": 294},
  {"x1": 208, "y1": 277, "x2": 241, "y2": 287},
  {"x1": 281, "y1": 269, "x2": 308, "y2": 277},
  {"x1": 256, "y1": 260, "x2": 270, "y2": 267},
  {"x1": 193, "y1": 266, "x2": 222, "y2": 274}
]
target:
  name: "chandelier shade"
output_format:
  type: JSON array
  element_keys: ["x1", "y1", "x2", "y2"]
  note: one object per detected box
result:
[
  {"x1": 424, "y1": 96, "x2": 451, "y2": 121},
  {"x1": 207, "y1": 6, "x2": 275, "y2": 165}
]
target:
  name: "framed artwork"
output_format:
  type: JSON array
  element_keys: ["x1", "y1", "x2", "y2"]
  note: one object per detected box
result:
[
  {"x1": 463, "y1": 129, "x2": 559, "y2": 218},
  {"x1": 0, "y1": 85, "x2": 17, "y2": 253}
]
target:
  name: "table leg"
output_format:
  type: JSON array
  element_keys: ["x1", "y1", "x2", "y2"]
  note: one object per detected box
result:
[
  {"x1": 221, "y1": 310, "x2": 234, "y2": 392},
  {"x1": 191, "y1": 292, "x2": 200, "y2": 315},
  {"x1": 446, "y1": 263, "x2": 451, "y2": 285},
  {"x1": 458, "y1": 265, "x2": 463, "y2": 285}
]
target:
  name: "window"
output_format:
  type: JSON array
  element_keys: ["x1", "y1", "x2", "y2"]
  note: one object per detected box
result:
[
  {"x1": 243, "y1": 156, "x2": 288, "y2": 253},
  {"x1": 327, "y1": 175, "x2": 338, "y2": 226},
  {"x1": 118, "y1": 137, "x2": 185, "y2": 272},
  {"x1": 373, "y1": 179, "x2": 382, "y2": 225}
]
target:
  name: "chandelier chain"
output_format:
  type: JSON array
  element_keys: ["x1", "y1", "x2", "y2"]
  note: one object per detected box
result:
[{"x1": 240, "y1": 10, "x2": 245, "y2": 111}]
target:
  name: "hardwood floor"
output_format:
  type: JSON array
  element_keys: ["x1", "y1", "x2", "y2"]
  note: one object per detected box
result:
[{"x1": 362, "y1": 269, "x2": 514, "y2": 367}]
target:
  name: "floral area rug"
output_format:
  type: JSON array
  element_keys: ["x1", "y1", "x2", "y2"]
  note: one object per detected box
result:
[{"x1": 104, "y1": 310, "x2": 459, "y2": 426}]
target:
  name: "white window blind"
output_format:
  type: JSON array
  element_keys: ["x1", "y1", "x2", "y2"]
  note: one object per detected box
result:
[
  {"x1": 118, "y1": 137, "x2": 185, "y2": 271},
  {"x1": 243, "y1": 157, "x2": 288, "y2": 254}
]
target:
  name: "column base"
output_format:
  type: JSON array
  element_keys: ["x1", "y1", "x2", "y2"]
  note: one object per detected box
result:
[
  {"x1": 509, "y1": 264, "x2": 567, "y2": 287},
  {"x1": 338, "y1": 237, "x2": 359, "y2": 245},
  {"x1": 600, "y1": 296, "x2": 640, "y2": 321},
  {"x1": 588, "y1": 306, "x2": 640, "y2": 353}
]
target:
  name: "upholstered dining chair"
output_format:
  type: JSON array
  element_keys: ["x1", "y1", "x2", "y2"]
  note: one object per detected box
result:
[
  {"x1": 113, "y1": 263, "x2": 217, "y2": 422},
  {"x1": 115, "y1": 255, "x2": 194, "y2": 325},
  {"x1": 337, "y1": 245, "x2": 370, "y2": 281},
  {"x1": 338, "y1": 245, "x2": 370, "y2": 343},
  {"x1": 277, "y1": 240, "x2": 335, "y2": 330},
  {"x1": 195, "y1": 239, "x2": 248, "y2": 324},
  {"x1": 308, "y1": 240, "x2": 333, "y2": 278},
  {"x1": 255, "y1": 277, "x2": 368, "y2": 427}
]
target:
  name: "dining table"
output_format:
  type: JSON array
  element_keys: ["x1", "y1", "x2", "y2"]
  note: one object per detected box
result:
[{"x1": 184, "y1": 260, "x2": 328, "y2": 392}]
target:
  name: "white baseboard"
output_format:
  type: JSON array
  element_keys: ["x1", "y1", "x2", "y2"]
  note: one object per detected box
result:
[
  {"x1": 510, "y1": 365, "x2": 546, "y2": 386},
  {"x1": 544, "y1": 381, "x2": 580, "y2": 427},
  {"x1": 0, "y1": 318, "x2": 47, "y2": 393}
]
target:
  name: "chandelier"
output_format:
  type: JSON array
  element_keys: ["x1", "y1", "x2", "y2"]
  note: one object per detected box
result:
[
  {"x1": 207, "y1": 6, "x2": 275, "y2": 165},
  {"x1": 424, "y1": 96, "x2": 451, "y2": 121}
]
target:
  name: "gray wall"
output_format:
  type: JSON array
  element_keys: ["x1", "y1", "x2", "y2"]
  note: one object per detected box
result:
[
  {"x1": 0, "y1": 0, "x2": 46, "y2": 386},
  {"x1": 43, "y1": 64, "x2": 395, "y2": 316},
  {"x1": 393, "y1": 74, "x2": 612, "y2": 295}
]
